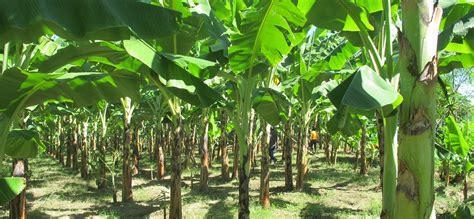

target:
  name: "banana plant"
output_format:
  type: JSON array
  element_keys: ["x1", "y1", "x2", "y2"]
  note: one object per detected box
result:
[
  {"x1": 438, "y1": 116, "x2": 473, "y2": 200},
  {"x1": 226, "y1": 0, "x2": 306, "y2": 216}
]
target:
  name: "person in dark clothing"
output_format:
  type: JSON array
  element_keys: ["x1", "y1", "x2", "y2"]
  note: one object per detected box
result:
[{"x1": 269, "y1": 127, "x2": 278, "y2": 163}]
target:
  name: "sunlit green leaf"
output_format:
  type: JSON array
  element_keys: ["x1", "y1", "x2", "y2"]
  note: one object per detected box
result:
[
  {"x1": 5, "y1": 129, "x2": 45, "y2": 158},
  {"x1": 0, "y1": 177, "x2": 26, "y2": 205}
]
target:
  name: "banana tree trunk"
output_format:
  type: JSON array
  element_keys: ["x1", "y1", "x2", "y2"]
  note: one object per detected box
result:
[
  {"x1": 395, "y1": 1, "x2": 442, "y2": 217},
  {"x1": 59, "y1": 118, "x2": 65, "y2": 165},
  {"x1": 97, "y1": 135, "x2": 107, "y2": 189},
  {"x1": 170, "y1": 119, "x2": 183, "y2": 219},
  {"x1": 66, "y1": 124, "x2": 72, "y2": 168},
  {"x1": 91, "y1": 124, "x2": 97, "y2": 151},
  {"x1": 210, "y1": 141, "x2": 217, "y2": 168},
  {"x1": 248, "y1": 110, "x2": 256, "y2": 170},
  {"x1": 200, "y1": 114, "x2": 209, "y2": 191},
  {"x1": 382, "y1": 115, "x2": 398, "y2": 217},
  {"x1": 360, "y1": 124, "x2": 367, "y2": 175},
  {"x1": 296, "y1": 126, "x2": 308, "y2": 190},
  {"x1": 354, "y1": 147, "x2": 359, "y2": 172},
  {"x1": 149, "y1": 129, "x2": 154, "y2": 161},
  {"x1": 381, "y1": 0, "x2": 400, "y2": 216},
  {"x1": 56, "y1": 118, "x2": 62, "y2": 163},
  {"x1": 156, "y1": 131, "x2": 165, "y2": 180},
  {"x1": 376, "y1": 113, "x2": 384, "y2": 188},
  {"x1": 330, "y1": 138, "x2": 339, "y2": 165},
  {"x1": 132, "y1": 126, "x2": 140, "y2": 175},
  {"x1": 183, "y1": 126, "x2": 193, "y2": 169},
  {"x1": 284, "y1": 120, "x2": 294, "y2": 191},
  {"x1": 80, "y1": 122, "x2": 88, "y2": 178},
  {"x1": 72, "y1": 123, "x2": 79, "y2": 171},
  {"x1": 260, "y1": 124, "x2": 271, "y2": 208},
  {"x1": 10, "y1": 159, "x2": 26, "y2": 219},
  {"x1": 122, "y1": 101, "x2": 133, "y2": 202},
  {"x1": 221, "y1": 113, "x2": 230, "y2": 181},
  {"x1": 232, "y1": 133, "x2": 239, "y2": 180},
  {"x1": 191, "y1": 124, "x2": 197, "y2": 166},
  {"x1": 236, "y1": 77, "x2": 257, "y2": 219},
  {"x1": 238, "y1": 138, "x2": 251, "y2": 219},
  {"x1": 122, "y1": 127, "x2": 133, "y2": 202}
]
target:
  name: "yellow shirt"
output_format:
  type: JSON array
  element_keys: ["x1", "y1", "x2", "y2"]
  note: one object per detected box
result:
[{"x1": 310, "y1": 131, "x2": 319, "y2": 140}]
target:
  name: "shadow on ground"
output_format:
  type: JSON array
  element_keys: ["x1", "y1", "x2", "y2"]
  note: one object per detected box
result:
[{"x1": 300, "y1": 202, "x2": 362, "y2": 218}]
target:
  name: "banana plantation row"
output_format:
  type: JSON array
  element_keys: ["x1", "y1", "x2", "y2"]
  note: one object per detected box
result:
[
  {"x1": 36, "y1": 105, "x2": 375, "y2": 206},
  {"x1": 0, "y1": 0, "x2": 472, "y2": 218}
]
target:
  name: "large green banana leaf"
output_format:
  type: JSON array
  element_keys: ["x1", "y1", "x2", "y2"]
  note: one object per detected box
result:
[
  {"x1": 327, "y1": 110, "x2": 361, "y2": 136},
  {"x1": 438, "y1": 3, "x2": 474, "y2": 52},
  {"x1": 38, "y1": 42, "x2": 128, "y2": 72},
  {"x1": 40, "y1": 41, "x2": 220, "y2": 78},
  {"x1": 0, "y1": 68, "x2": 141, "y2": 172},
  {"x1": 439, "y1": 53, "x2": 474, "y2": 74},
  {"x1": 326, "y1": 66, "x2": 402, "y2": 135},
  {"x1": 252, "y1": 88, "x2": 290, "y2": 126},
  {"x1": 123, "y1": 40, "x2": 223, "y2": 107},
  {"x1": 0, "y1": 0, "x2": 180, "y2": 44},
  {"x1": 328, "y1": 66, "x2": 400, "y2": 114},
  {"x1": 445, "y1": 116, "x2": 469, "y2": 158},
  {"x1": 293, "y1": 71, "x2": 340, "y2": 103},
  {"x1": 6, "y1": 129, "x2": 45, "y2": 158},
  {"x1": 156, "y1": 13, "x2": 208, "y2": 55},
  {"x1": 0, "y1": 177, "x2": 25, "y2": 205},
  {"x1": 37, "y1": 42, "x2": 144, "y2": 75},
  {"x1": 311, "y1": 41, "x2": 360, "y2": 71},
  {"x1": 228, "y1": 0, "x2": 306, "y2": 73},
  {"x1": 437, "y1": 2, "x2": 474, "y2": 73},
  {"x1": 299, "y1": 0, "x2": 382, "y2": 32},
  {"x1": 0, "y1": 68, "x2": 141, "y2": 117}
]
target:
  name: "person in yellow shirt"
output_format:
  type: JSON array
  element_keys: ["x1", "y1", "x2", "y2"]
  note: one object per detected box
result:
[{"x1": 309, "y1": 128, "x2": 319, "y2": 153}]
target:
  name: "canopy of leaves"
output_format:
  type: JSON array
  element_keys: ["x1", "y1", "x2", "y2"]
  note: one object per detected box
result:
[
  {"x1": 123, "y1": 40, "x2": 223, "y2": 107},
  {"x1": 0, "y1": 68, "x2": 141, "y2": 117},
  {"x1": 0, "y1": 0, "x2": 180, "y2": 44}
]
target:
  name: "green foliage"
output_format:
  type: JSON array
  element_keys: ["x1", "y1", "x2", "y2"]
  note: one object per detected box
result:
[
  {"x1": 0, "y1": 177, "x2": 25, "y2": 205},
  {"x1": 252, "y1": 88, "x2": 289, "y2": 126},
  {"x1": 328, "y1": 66, "x2": 400, "y2": 114},
  {"x1": 445, "y1": 116, "x2": 469, "y2": 158},
  {"x1": 123, "y1": 40, "x2": 222, "y2": 107},
  {"x1": 439, "y1": 54, "x2": 474, "y2": 74},
  {"x1": 438, "y1": 2, "x2": 474, "y2": 52},
  {"x1": 0, "y1": 0, "x2": 180, "y2": 44},
  {"x1": 0, "y1": 0, "x2": 472, "y2": 216},
  {"x1": 38, "y1": 42, "x2": 128, "y2": 72},
  {"x1": 311, "y1": 41, "x2": 360, "y2": 71},
  {"x1": 5, "y1": 129, "x2": 45, "y2": 158},
  {"x1": 438, "y1": 2, "x2": 474, "y2": 73},
  {"x1": 301, "y1": 0, "x2": 381, "y2": 32},
  {"x1": 0, "y1": 68, "x2": 141, "y2": 117},
  {"x1": 229, "y1": 0, "x2": 306, "y2": 73}
]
